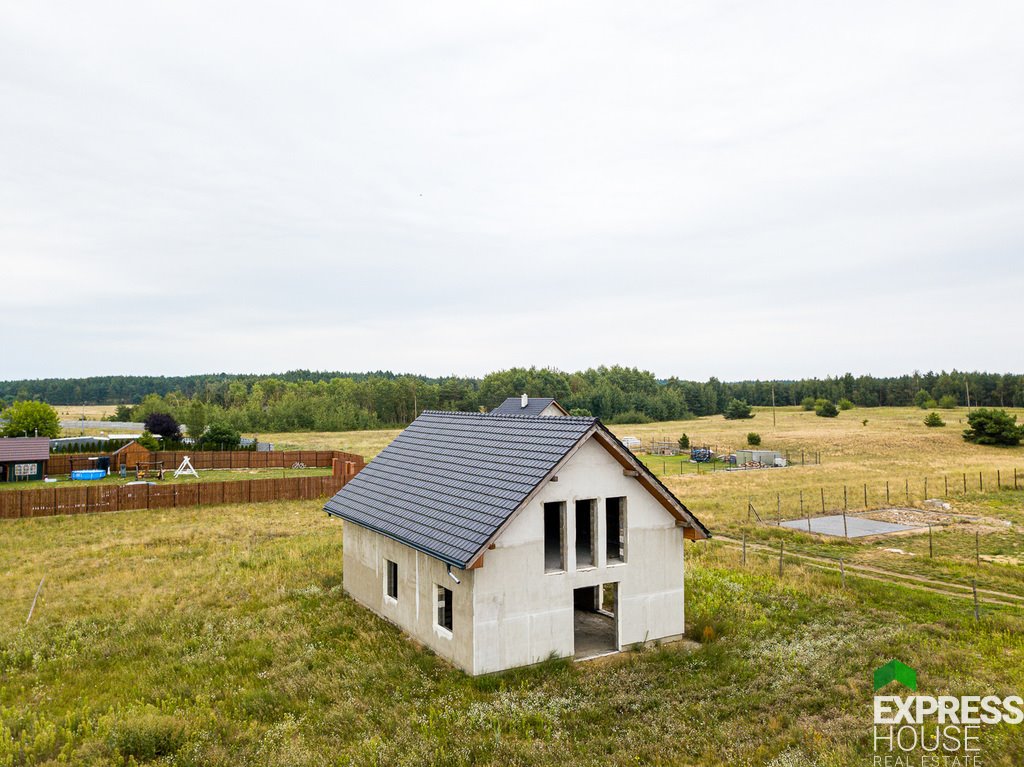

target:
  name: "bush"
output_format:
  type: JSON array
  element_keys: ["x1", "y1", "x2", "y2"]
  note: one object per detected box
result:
[
  {"x1": 924, "y1": 412, "x2": 945, "y2": 428},
  {"x1": 800, "y1": 396, "x2": 816, "y2": 411},
  {"x1": 137, "y1": 431, "x2": 160, "y2": 450},
  {"x1": 746, "y1": 432, "x2": 761, "y2": 446},
  {"x1": 568, "y1": 408, "x2": 592, "y2": 417},
  {"x1": 107, "y1": 711, "x2": 185, "y2": 761},
  {"x1": 144, "y1": 412, "x2": 181, "y2": 441},
  {"x1": 938, "y1": 394, "x2": 959, "y2": 409},
  {"x1": 678, "y1": 433, "x2": 690, "y2": 450},
  {"x1": 201, "y1": 421, "x2": 242, "y2": 450},
  {"x1": 606, "y1": 409, "x2": 652, "y2": 425},
  {"x1": 815, "y1": 400, "x2": 839, "y2": 418},
  {"x1": 837, "y1": 398, "x2": 854, "y2": 410},
  {"x1": 723, "y1": 399, "x2": 753, "y2": 420},
  {"x1": 914, "y1": 389, "x2": 931, "y2": 409},
  {"x1": 962, "y1": 408, "x2": 1023, "y2": 446}
]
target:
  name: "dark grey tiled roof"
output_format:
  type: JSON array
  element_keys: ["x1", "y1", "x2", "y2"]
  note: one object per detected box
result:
[
  {"x1": 490, "y1": 397, "x2": 562, "y2": 416},
  {"x1": 0, "y1": 437, "x2": 50, "y2": 462},
  {"x1": 324, "y1": 411, "x2": 597, "y2": 568}
]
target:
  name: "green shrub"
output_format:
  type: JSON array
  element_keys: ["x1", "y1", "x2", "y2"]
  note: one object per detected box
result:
[
  {"x1": 137, "y1": 431, "x2": 160, "y2": 450},
  {"x1": 924, "y1": 412, "x2": 945, "y2": 428},
  {"x1": 568, "y1": 407, "x2": 592, "y2": 417},
  {"x1": 962, "y1": 408, "x2": 1022, "y2": 446},
  {"x1": 837, "y1": 398, "x2": 854, "y2": 410},
  {"x1": 914, "y1": 389, "x2": 931, "y2": 408},
  {"x1": 815, "y1": 400, "x2": 839, "y2": 418},
  {"x1": 678, "y1": 433, "x2": 690, "y2": 450},
  {"x1": 723, "y1": 399, "x2": 753, "y2": 420},
  {"x1": 800, "y1": 396, "x2": 816, "y2": 411},
  {"x1": 746, "y1": 432, "x2": 761, "y2": 446},
  {"x1": 938, "y1": 394, "x2": 958, "y2": 409},
  {"x1": 107, "y1": 712, "x2": 184, "y2": 761},
  {"x1": 202, "y1": 421, "x2": 242, "y2": 450},
  {"x1": 606, "y1": 409, "x2": 652, "y2": 425}
]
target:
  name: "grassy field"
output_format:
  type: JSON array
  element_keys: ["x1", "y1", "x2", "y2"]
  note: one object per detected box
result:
[
  {"x1": 265, "y1": 407, "x2": 1024, "y2": 596},
  {"x1": 53, "y1": 405, "x2": 125, "y2": 421},
  {"x1": 2, "y1": 406, "x2": 1021, "y2": 764},
  {"x1": 0, "y1": 467, "x2": 331, "y2": 493},
  {"x1": 1, "y1": 499, "x2": 1022, "y2": 766}
]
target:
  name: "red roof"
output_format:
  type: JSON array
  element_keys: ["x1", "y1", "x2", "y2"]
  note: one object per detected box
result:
[{"x1": 0, "y1": 437, "x2": 50, "y2": 462}]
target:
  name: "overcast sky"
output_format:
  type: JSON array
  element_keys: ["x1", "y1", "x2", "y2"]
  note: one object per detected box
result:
[{"x1": 1, "y1": 2, "x2": 1022, "y2": 382}]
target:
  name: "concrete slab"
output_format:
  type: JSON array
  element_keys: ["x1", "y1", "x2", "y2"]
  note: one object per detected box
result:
[
  {"x1": 779, "y1": 514, "x2": 926, "y2": 538},
  {"x1": 574, "y1": 609, "x2": 616, "y2": 659}
]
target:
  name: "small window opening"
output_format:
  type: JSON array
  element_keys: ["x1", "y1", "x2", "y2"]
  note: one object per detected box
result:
[
  {"x1": 385, "y1": 559, "x2": 398, "y2": 600},
  {"x1": 436, "y1": 585, "x2": 453, "y2": 631},
  {"x1": 575, "y1": 498, "x2": 596, "y2": 568},
  {"x1": 606, "y1": 497, "x2": 626, "y2": 563},
  {"x1": 544, "y1": 501, "x2": 565, "y2": 572}
]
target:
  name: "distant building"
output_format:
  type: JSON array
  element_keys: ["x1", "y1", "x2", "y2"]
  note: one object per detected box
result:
[
  {"x1": 0, "y1": 437, "x2": 50, "y2": 482},
  {"x1": 490, "y1": 394, "x2": 570, "y2": 417},
  {"x1": 324, "y1": 411, "x2": 709, "y2": 675}
]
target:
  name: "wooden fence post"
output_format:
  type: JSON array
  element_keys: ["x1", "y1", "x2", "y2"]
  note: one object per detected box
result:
[
  {"x1": 945, "y1": 475, "x2": 948, "y2": 496},
  {"x1": 843, "y1": 485, "x2": 848, "y2": 511},
  {"x1": 929, "y1": 525, "x2": 933, "y2": 558},
  {"x1": 976, "y1": 531, "x2": 980, "y2": 567},
  {"x1": 886, "y1": 481, "x2": 890, "y2": 505},
  {"x1": 820, "y1": 487, "x2": 825, "y2": 513},
  {"x1": 840, "y1": 558, "x2": 846, "y2": 588}
]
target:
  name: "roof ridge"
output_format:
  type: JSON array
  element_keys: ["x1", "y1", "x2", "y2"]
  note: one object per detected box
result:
[{"x1": 419, "y1": 409, "x2": 594, "y2": 423}]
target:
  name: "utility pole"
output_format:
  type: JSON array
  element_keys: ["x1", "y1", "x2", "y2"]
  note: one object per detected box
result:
[{"x1": 965, "y1": 379, "x2": 971, "y2": 411}]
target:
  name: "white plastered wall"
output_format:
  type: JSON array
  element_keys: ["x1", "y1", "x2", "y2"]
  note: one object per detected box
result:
[
  {"x1": 471, "y1": 435, "x2": 685, "y2": 675},
  {"x1": 342, "y1": 523, "x2": 476, "y2": 672}
]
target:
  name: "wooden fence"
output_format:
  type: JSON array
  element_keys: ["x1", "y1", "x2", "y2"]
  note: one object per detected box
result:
[
  {"x1": 0, "y1": 474, "x2": 356, "y2": 520},
  {"x1": 46, "y1": 449, "x2": 363, "y2": 476}
]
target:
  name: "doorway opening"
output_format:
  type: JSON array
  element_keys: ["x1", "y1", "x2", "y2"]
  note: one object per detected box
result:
[{"x1": 573, "y1": 583, "x2": 618, "y2": 659}]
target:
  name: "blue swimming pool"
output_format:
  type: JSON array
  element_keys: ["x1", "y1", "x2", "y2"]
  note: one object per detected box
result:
[{"x1": 71, "y1": 469, "x2": 106, "y2": 481}]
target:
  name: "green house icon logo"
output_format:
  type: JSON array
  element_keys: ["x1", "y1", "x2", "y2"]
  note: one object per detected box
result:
[{"x1": 874, "y1": 660, "x2": 917, "y2": 692}]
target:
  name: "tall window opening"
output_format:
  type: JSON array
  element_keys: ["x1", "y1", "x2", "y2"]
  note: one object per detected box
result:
[
  {"x1": 606, "y1": 497, "x2": 626, "y2": 563},
  {"x1": 575, "y1": 498, "x2": 596, "y2": 568},
  {"x1": 436, "y1": 585, "x2": 453, "y2": 631},
  {"x1": 385, "y1": 559, "x2": 398, "y2": 599},
  {"x1": 544, "y1": 501, "x2": 565, "y2": 572}
]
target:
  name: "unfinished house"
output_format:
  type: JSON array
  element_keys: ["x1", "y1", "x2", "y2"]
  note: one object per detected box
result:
[
  {"x1": 489, "y1": 394, "x2": 569, "y2": 417},
  {"x1": 324, "y1": 411, "x2": 709, "y2": 675}
]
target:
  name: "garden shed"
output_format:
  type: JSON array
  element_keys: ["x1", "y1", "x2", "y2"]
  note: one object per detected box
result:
[{"x1": 0, "y1": 437, "x2": 50, "y2": 482}]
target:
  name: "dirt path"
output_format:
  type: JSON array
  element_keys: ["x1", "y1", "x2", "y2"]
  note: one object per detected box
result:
[{"x1": 713, "y1": 535, "x2": 1024, "y2": 608}]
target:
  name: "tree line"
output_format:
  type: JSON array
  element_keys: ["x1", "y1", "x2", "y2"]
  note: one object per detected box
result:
[{"x1": 1, "y1": 367, "x2": 1022, "y2": 433}]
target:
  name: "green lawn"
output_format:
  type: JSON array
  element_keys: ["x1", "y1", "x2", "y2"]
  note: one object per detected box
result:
[{"x1": 1, "y1": 500, "x2": 1022, "y2": 766}]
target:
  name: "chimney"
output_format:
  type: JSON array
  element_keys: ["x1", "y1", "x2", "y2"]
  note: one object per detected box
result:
[{"x1": 521, "y1": 393, "x2": 528, "y2": 409}]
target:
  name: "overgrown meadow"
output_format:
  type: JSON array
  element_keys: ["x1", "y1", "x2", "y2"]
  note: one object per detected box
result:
[{"x1": 2, "y1": 500, "x2": 1023, "y2": 766}]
